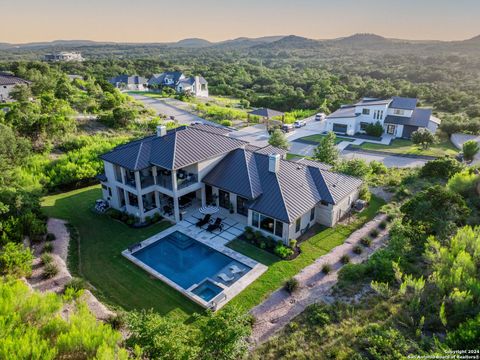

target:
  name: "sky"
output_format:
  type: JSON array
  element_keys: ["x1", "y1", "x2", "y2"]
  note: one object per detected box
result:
[{"x1": 1, "y1": 0, "x2": 479, "y2": 43}]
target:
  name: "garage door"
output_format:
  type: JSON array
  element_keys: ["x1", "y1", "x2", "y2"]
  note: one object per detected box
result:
[
  {"x1": 402, "y1": 125, "x2": 418, "y2": 139},
  {"x1": 333, "y1": 123, "x2": 348, "y2": 133}
]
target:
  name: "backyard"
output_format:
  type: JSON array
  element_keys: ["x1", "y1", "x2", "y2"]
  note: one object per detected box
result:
[
  {"x1": 351, "y1": 138, "x2": 458, "y2": 157},
  {"x1": 42, "y1": 185, "x2": 384, "y2": 317}
]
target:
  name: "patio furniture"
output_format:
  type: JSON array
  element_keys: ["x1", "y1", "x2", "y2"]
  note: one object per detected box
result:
[
  {"x1": 230, "y1": 265, "x2": 244, "y2": 274},
  {"x1": 198, "y1": 205, "x2": 219, "y2": 215},
  {"x1": 163, "y1": 205, "x2": 173, "y2": 217},
  {"x1": 179, "y1": 197, "x2": 192, "y2": 209},
  {"x1": 207, "y1": 218, "x2": 223, "y2": 233},
  {"x1": 196, "y1": 214, "x2": 211, "y2": 227},
  {"x1": 218, "y1": 273, "x2": 234, "y2": 282}
]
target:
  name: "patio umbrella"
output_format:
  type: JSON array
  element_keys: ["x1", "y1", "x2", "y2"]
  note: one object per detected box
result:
[{"x1": 198, "y1": 205, "x2": 220, "y2": 215}]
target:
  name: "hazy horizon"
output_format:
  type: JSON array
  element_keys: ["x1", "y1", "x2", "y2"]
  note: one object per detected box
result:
[{"x1": 1, "y1": 0, "x2": 479, "y2": 43}]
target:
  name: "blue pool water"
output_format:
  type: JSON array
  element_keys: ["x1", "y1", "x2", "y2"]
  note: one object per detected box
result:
[{"x1": 132, "y1": 231, "x2": 249, "y2": 290}]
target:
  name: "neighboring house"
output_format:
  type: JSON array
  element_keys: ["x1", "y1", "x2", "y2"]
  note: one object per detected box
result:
[
  {"x1": 0, "y1": 72, "x2": 31, "y2": 102},
  {"x1": 148, "y1": 71, "x2": 209, "y2": 97},
  {"x1": 44, "y1": 52, "x2": 84, "y2": 62},
  {"x1": 98, "y1": 124, "x2": 362, "y2": 244},
  {"x1": 108, "y1": 75, "x2": 148, "y2": 91},
  {"x1": 325, "y1": 96, "x2": 440, "y2": 139}
]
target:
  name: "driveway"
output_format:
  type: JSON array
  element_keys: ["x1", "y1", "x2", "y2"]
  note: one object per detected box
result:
[{"x1": 130, "y1": 93, "x2": 217, "y2": 126}]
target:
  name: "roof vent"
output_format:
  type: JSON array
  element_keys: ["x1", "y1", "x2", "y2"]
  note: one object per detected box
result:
[
  {"x1": 156, "y1": 125, "x2": 167, "y2": 137},
  {"x1": 268, "y1": 154, "x2": 281, "y2": 173}
]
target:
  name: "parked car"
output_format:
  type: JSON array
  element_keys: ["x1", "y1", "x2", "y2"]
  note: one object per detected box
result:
[
  {"x1": 315, "y1": 113, "x2": 326, "y2": 121},
  {"x1": 281, "y1": 124, "x2": 294, "y2": 133},
  {"x1": 294, "y1": 120, "x2": 306, "y2": 128}
]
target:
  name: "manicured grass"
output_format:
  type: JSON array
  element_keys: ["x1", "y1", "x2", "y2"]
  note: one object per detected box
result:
[
  {"x1": 225, "y1": 196, "x2": 386, "y2": 311},
  {"x1": 41, "y1": 185, "x2": 202, "y2": 318},
  {"x1": 299, "y1": 134, "x2": 355, "y2": 145},
  {"x1": 352, "y1": 138, "x2": 458, "y2": 157},
  {"x1": 286, "y1": 153, "x2": 315, "y2": 161}
]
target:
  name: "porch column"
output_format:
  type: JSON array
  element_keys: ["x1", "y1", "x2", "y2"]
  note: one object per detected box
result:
[
  {"x1": 201, "y1": 185, "x2": 206, "y2": 207},
  {"x1": 152, "y1": 166, "x2": 158, "y2": 185},
  {"x1": 137, "y1": 195, "x2": 144, "y2": 220},
  {"x1": 120, "y1": 167, "x2": 126, "y2": 184},
  {"x1": 173, "y1": 197, "x2": 181, "y2": 222}
]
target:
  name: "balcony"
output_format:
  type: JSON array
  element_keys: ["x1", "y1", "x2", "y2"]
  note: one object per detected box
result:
[
  {"x1": 156, "y1": 171, "x2": 173, "y2": 190},
  {"x1": 177, "y1": 172, "x2": 198, "y2": 190},
  {"x1": 140, "y1": 175, "x2": 155, "y2": 189}
]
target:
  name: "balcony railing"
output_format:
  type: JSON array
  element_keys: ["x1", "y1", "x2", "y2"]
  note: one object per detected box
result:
[
  {"x1": 156, "y1": 173, "x2": 173, "y2": 190},
  {"x1": 177, "y1": 173, "x2": 198, "y2": 190},
  {"x1": 140, "y1": 176, "x2": 155, "y2": 189}
]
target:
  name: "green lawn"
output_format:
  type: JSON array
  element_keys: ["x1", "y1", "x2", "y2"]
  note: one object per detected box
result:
[
  {"x1": 225, "y1": 195, "x2": 385, "y2": 311},
  {"x1": 298, "y1": 134, "x2": 355, "y2": 145},
  {"x1": 41, "y1": 185, "x2": 202, "y2": 319},
  {"x1": 352, "y1": 138, "x2": 458, "y2": 157}
]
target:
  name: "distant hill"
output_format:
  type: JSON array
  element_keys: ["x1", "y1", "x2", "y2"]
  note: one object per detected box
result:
[
  {"x1": 216, "y1": 36, "x2": 285, "y2": 48},
  {"x1": 334, "y1": 33, "x2": 388, "y2": 44},
  {"x1": 170, "y1": 38, "x2": 212, "y2": 48},
  {"x1": 253, "y1": 35, "x2": 320, "y2": 50},
  {"x1": 463, "y1": 34, "x2": 480, "y2": 43}
]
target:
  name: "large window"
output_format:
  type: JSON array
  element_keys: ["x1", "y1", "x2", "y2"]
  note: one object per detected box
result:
[
  {"x1": 251, "y1": 211, "x2": 284, "y2": 238},
  {"x1": 295, "y1": 218, "x2": 301, "y2": 233},
  {"x1": 362, "y1": 108, "x2": 370, "y2": 115},
  {"x1": 310, "y1": 208, "x2": 315, "y2": 221},
  {"x1": 237, "y1": 196, "x2": 248, "y2": 216},
  {"x1": 360, "y1": 122, "x2": 369, "y2": 131},
  {"x1": 393, "y1": 109, "x2": 405, "y2": 116},
  {"x1": 219, "y1": 190, "x2": 230, "y2": 209}
]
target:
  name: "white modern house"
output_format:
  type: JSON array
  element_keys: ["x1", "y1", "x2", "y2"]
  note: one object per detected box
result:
[
  {"x1": 148, "y1": 71, "x2": 208, "y2": 97},
  {"x1": 44, "y1": 52, "x2": 84, "y2": 62},
  {"x1": 325, "y1": 97, "x2": 440, "y2": 139},
  {"x1": 98, "y1": 124, "x2": 362, "y2": 244},
  {"x1": 0, "y1": 72, "x2": 30, "y2": 102},
  {"x1": 108, "y1": 75, "x2": 148, "y2": 91}
]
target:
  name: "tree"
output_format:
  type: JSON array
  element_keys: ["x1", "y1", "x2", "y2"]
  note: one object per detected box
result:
[
  {"x1": 313, "y1": 131, "x2": 339, "y2": 165},
  {"x1": 411, "y1": 128, "x2": 436, "y2": 149},
  {"x1": 0, "y1": 124, "x2": 31, "y2": 184},
  {"x1": 9, "y1": 84, "x2": 32, "y2": 102},
  {"x1": 195, "y1": 306, "x2": 252, "y2": 360},
  {"x1": 462, "y1": 140, "x2": 479, "y2": 162},
  {"x1": 268, "y1": 129, "x2": 289, "y2": 150},
  {"x1": 420, "y1": 157, "x2": 464, "y2": 179},
  {"x1": 334, "y1": 159, "x2": 371, "y2": 178},
  {"x1": 400, "y1": 185, "x2": 470, "y2": 238}
]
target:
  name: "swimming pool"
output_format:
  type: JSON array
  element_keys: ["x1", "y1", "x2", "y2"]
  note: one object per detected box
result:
[{"x1": 131, "y1": 231, "x2": 250, "y2": 290}]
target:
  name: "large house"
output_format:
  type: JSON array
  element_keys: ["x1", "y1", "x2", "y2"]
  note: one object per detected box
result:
[
  {"x1": 148, "y1": 71, "x2": 208, "y2": 97},
  {"x1": 98, "y1": 124, "x2": 362, "y2": 244},
  {"x1": 325, "y1": 96, "x2": 440, "y2": 139},
  {"x1": 108, "y1": 75, "x2": 148, "y2": 91},
  {"x1": 0, "y1": 72, "x2": 30, "y2": 102},
  {"x1": 44, "y1": 52, "x2": 84, "y2": 62}
]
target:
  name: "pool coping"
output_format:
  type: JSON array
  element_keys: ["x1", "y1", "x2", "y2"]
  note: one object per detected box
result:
[{"x1": 122, "y1": 225, "x2": 268, "y2": 310}]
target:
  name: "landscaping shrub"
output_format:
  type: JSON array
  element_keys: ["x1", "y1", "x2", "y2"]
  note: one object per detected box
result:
[
  {"x1": 289, "y1": 239, "x2": 297, "y2": 249},
  {"x1": 220, "y1": 120, "x2": 233, "y2": 127},
  {"x1": 359, "y1": 183, "x2": 372, "y2": 202},
  {"x1": 370, "y1": 229, "x2": 380, "y2": 238},
  {"x1": 46, "y1": 233, "x2": 56, "y2": 241},
  {"x1": 365, "y1": 121, "x2": 383, "y2": 137},
  {"x1": 335, "y1": 159, "x2": 371, "y2": 178},
  {"x1": 378, "y1": 221, "x2": 387, "y2": 230},
  {"x1": 369, "y1": 160, "x2": 387, "y2": 175},
  {"x1": 284, "y1": 278, "x2": 299, "y2": 294},
  {"x1": 360, "y1": 237, "x2": 372, "y2": 247},
  {"x1": 420, "y1": 157, "x2": 463, "y2": 179},
  {"x1": 353, "y1": 245, "x2": 363, "y2": 254},
  {"x1": 42, "y1": 242, "x2": 54, "y2": 253},
  {"x1": 266, "y1": 236, "x2": 276, "y2": 249},
  {"x1": 65, "y1": 277, "x2": 87, "y2": 292},
  {"x1": 322, "y1": 264, "x2": 332, "y2": 274},
  {"x1": 43, "y1": 262, "x2": 59, "y2": 278},
  {"x1": 274, "y1": 244, "x2": 294, "y2": 259},
  {"x1": 41, "y1": 253, "x2": 53, "y2": 265},
  {"x1": 341, "y1": 255, "x2": 350, "y2": 264},
  {"x1": 307, "y1": 304, "x2": 331, "y2": 326}
]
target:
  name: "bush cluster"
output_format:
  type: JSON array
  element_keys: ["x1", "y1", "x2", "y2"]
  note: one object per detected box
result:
[{"x1": 243, "y1": 227, "x2": 295, "y2": 259}]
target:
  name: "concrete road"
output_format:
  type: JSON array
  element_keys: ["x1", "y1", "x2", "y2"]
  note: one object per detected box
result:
[{"x1": 131, "y1": 94, "x2": 217, "y2": 126}]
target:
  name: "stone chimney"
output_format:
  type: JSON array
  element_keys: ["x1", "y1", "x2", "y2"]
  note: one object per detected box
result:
[
  {"x1": 268, "y1": 154, "x2": 281, "y2": 173},
  {"x1": 194, "y1": 75, "x2": 201, "y2": 96},
  {"x1": 156, "y1": 125, "x2": 167, "y2": 137}
]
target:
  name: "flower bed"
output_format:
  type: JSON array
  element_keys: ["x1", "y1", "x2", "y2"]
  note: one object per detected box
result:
[
  {"x1": 239, "y1": 226, "x2": 300, "y2": 260},
  {"x1": 105, "y1": 208, "x2": 163, "y2": 228}
]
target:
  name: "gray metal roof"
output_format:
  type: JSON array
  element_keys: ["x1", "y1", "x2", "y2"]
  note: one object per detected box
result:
[
  {"x1": 109, "y1": 75, "x2": 148, "y2": 85},
  {"x1": 390, "y1": 97, "x2": 418, "y2": 110},
  {"x1": 326, "y1": 106, "x2": 359, "y2": 119},
  {"x1": 293, "y1": 158, "x2": 332, "y2": 170},
  {"x1": 148, "y1": 71, "x2": 184, "y2": 86},
  {"x1": 0, "y1": 73, "x2": 30, "y2": 86},
  {"x1": 384, "y1": 108, "x2": 433, "y2": 127},
  {"x1": 203, "y1": 149, "x2": 362, "y2": 223},
  {"x1": 355, "y1": 98, "x2": 391, "y2": 106},
  {"x1": 248, "y1": 108, "x2": 284, "y2": 118},
  {"x1": 252, "y1": 145, "x2": 288, "y2": 157},
  {"x1": 100, "y1": 127, "x2": 246, "y2": 171},
  {"x1": 190, "y1": 123, "x2": 231, "y2": 135}
]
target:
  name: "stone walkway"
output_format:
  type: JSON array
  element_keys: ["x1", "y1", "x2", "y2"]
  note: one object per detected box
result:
[{"x1": 250, "y1": 213, "x2": 389, "y2": 346}]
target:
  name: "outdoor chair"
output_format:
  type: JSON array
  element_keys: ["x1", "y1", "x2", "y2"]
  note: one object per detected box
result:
[
  {"x1": 206, "y1": 217, "x2": 223, "y2": 232},
  {"x1": 230, "y1": 264, "x2": 244, "y2": 274},
  {"x1": 195, "y1": 214, "x2": 211, "y2": 227},
  {"x1": 218, "y1": 273, "x2": 234, "y2": 282}
]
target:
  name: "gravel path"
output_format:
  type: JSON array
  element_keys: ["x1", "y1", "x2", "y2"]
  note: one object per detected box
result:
[
  {"x1": 250, "y1": 213, "x2": 389, "y2": 346},
  {"x1": 28, "y1": 218, "x2": 114, "y2": 321}
]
